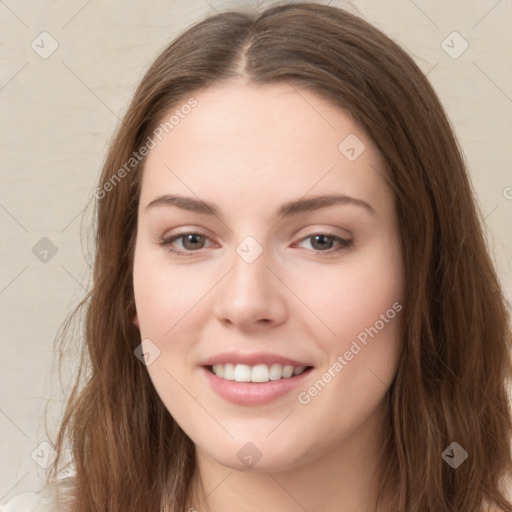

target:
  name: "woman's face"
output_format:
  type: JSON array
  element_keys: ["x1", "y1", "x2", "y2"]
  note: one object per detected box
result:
[{"x1": 133, "y1": 81, "x2": 404, "y2": 472}]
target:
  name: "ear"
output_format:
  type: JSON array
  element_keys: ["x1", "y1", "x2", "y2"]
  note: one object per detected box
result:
[{"x1": 133, "y1": 311, "x2": 140, "y2": 329}]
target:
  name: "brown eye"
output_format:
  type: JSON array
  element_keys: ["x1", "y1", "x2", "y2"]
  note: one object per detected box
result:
[
  {"x1": 180, "y1": 234, "x2": 207, "y2": 250},
  {"x1": 157, "y1": 231, "x2": 352, "y2": 257},
  {"x1": 297, "y1": 233, "x2": 352, "y2": 254},
  {"x1": 158, "y1": 232, "x2": 213, "y2": 256}
]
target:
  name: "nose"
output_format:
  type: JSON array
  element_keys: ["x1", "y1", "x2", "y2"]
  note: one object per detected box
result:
[{"x1": 212, "y1": 240, "x2": 287, "y2": 331}]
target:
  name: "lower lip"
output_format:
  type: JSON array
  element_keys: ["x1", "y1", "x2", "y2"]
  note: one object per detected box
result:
[{"x1": 201, "y1": 366, "x2": 313, "y2": 406}]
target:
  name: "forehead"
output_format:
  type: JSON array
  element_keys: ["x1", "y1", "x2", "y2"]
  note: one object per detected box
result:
[
  {"x1": 157, "y1": 81, "x2": 363, "y2": 157},
  {"x1": 139, "y1": 81, "x2": 390, "y2": 214}
]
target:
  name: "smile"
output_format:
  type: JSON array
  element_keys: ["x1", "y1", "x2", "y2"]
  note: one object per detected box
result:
[
  {"x1": 201, "y1": 365, "x2": 314, "y2": 406},
  {"x1": 208, "y1": 363, "x2": 311, "y2": 383}
]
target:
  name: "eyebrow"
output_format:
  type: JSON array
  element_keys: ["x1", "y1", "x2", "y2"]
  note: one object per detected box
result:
[{"x1": 144, "y1": 193, "x2": 376, "y2": 218}]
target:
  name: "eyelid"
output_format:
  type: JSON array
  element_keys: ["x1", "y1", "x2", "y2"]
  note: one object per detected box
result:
[
  {"x1": 158, "y1": 231, "x2": 216, "y2": 254},
  {"x1": 157, "y1": 229, "x2": 352, "y2": 257}
]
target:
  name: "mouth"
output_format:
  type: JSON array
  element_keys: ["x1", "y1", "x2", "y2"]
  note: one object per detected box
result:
[
  {"x1": 201, "y1": 363, "x2": 314, "y2": 406},
  {"x1": 203, "y1": 363, "x2": 314, "y2": 383}
]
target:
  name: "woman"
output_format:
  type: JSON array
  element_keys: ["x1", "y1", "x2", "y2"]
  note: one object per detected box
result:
[{"x1": 2, "y1": 2, "x2": 511, "y2": 511}]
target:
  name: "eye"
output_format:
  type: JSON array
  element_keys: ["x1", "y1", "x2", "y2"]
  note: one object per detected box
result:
[
  {"x1": 295, "y1": 233, "x2": 352, "y2": 254},
  {"x1": 157, "y1": 231, "x2": 352, "y2": 257},
  {"x1": 157, "y1": 232, "x2": 213, "y2": 256}
]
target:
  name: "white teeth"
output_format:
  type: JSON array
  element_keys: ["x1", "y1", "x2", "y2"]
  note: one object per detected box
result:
[
  {"x1": 223, "y1": 363, "x2": 235, "y2": 380},
  {"x1": 234, "y1": 364, "x2": 251, "y2": 382},
  {"x1": 251, "y1": 364, "x2": 269, "y2": 383},
  {"x1": 211, "y1": 363, "x2": 307, "y2": 383},
  {"x1": 269, "y1": 363, "x2": 282, "y2": 381},
  {"x1": 212, "y1": 363, "x2": 224, "y2": 378},
  {"x1": 282, "y1": 365, "x2": 294, "y2": 378}
]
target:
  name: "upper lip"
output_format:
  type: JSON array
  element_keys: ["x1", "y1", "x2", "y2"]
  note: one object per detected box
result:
[{"x1": 200, "y1": 352, "x2": 313, "y2": 368}]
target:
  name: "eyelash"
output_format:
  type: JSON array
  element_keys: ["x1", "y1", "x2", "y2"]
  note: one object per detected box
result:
[{"x1": 157, "y1": 232, "x2": 352, "y2": 257}]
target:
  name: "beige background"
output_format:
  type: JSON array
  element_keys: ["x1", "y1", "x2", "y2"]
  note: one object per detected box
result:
[{"x1": 1, "y1": 0, "x2": 511, "y2": 501}]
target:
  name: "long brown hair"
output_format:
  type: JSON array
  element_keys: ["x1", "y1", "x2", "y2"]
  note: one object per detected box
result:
[{"x1": 46, "y1": 2, "x2": 512, "y2": 510}]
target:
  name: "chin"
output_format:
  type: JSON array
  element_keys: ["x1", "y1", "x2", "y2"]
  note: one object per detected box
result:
[{"x1": 197, "y1": 436, "x2": 310, "y2": 474}]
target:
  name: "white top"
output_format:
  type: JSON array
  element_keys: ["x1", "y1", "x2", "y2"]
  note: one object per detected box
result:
[{"x1": 0, "y1": 477, "x2": 75, "y2": 512}]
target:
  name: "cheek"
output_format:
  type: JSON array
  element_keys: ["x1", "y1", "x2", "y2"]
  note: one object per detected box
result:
[
  {"x1": 291, "y1": 247, "x2": 403, "y2": 443},
  {"x1": 133, "y1": 250, "x2": 202, "y2": 418},
  {"x1": 294, "y1": 240, "x2": 403, "y2": 349},
  {"x1": 133, "y1": 248, "x2": 204, "y2": 337},
  {"x1": 132, "y1": 247, "x2": 214, "y2": 394}
]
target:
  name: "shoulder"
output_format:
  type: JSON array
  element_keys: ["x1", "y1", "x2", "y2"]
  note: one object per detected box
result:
[{"x1": 0, "y1": 476, "x2": 75, "y2": 512}]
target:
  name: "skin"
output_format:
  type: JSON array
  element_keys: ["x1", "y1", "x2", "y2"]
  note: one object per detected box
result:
[{"x1": 132, "y1": 81, "x2": 404, "y2": 512}]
